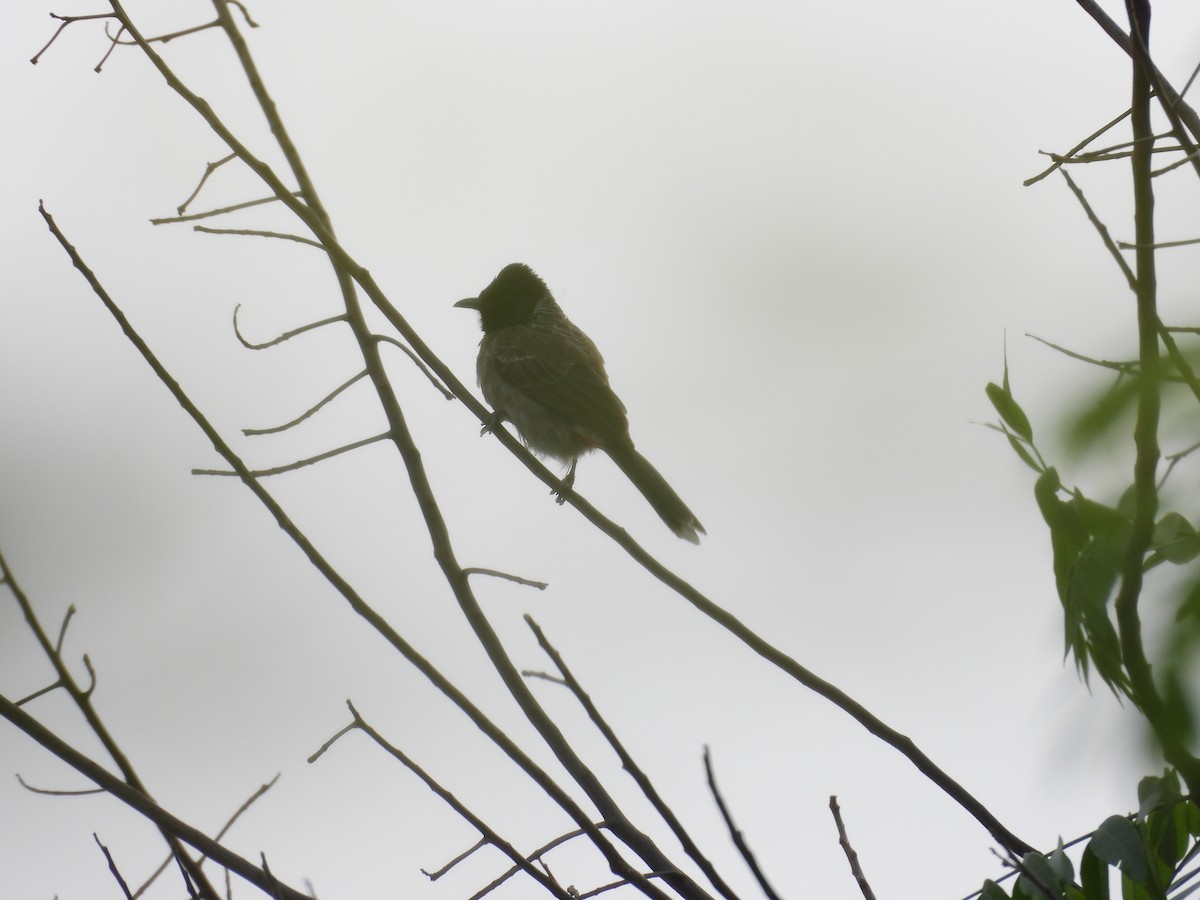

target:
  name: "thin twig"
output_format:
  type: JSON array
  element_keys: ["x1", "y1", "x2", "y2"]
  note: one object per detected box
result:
[
  {"x1": 703, "y1": 747, "x2": 781, "y2": 900},
  {"x1": 1117, "y1": 236, "x2": 1200, "y2": 250},
  {"x1": 526, "y1": 617, "x2": 742, "y2": 900},
  {"x1": 1024, "y1": 106, "x2": 1133, "y2": 186},
  {"x1": 1025, "y1": 334, "x2": 1139, "y2": 374},
  {"x1": 194, "y1": 225, "x2": 325, "y2": 249},
  {"x1": 421, "y1": 837, "x2": 488, "y2": 880},
  {"x1": 1059, "y1": 169, "x2": 1138, "y2": 291},
  {"x1": 149, "y1": 192, "x2": 304, "y2": 225},
  {"x1": 16, "y1": 774, "x2": 103, "y2": 796},
  {"x1": 242, "y1": 371, "x2": 368, "y2": 436},
  {"x1": 0, "y1": 693, "x2": 308, "y2": 900},
  {"x1": 176, "y1": 154, "x2": 236, "y2": 213},
  {"x1": 0, "y1": 540, "x2": 218, "y2": 898},
  {"x1": 30, "y1": 12, "x2": 117, "y2": 65},
  {"x1": 375, "y1": 335, "x2": 454, "y2": 399},
  {"x1": 829, "y1": 796, "x2": 876, "y2": 900},
  {"x1": 462, "y1": 568, "x2": 548, "y2": 590},
  {"x1": 316, "y1": 701, "x2": 574, "y2": 900},
  {"x1": 133, "y1": 774, "x2": 282, "y2": 897},
  {"x1": 192, "y1": 430, "x2": 391, "y2": 477},
  {"x1": 232, "y1": 305, "x2": 347, "y2": 350},
  {"x1": 95, "y1": 833, "x2": 135, "y2": 900}
]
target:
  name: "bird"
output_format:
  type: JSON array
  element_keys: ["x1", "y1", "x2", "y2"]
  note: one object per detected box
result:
[{"x1": 455, "y1": 263, "x2": 705, "y2": 543}]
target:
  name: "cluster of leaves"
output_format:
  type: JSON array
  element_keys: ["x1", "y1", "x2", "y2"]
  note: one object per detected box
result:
[
  {"x1": 986, "y1": 365, "x2": 1200, "y2": 709},
  {"x1": 978, "y1": 772, "x2": 1200, "y2": 900}
]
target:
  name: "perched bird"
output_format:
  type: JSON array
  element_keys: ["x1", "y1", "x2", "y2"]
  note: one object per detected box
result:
[{"x1": 455, "y1": 263, "x2": 705, "y2": 543}]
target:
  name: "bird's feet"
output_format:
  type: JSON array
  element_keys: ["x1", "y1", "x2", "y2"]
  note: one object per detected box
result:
[
  {"x1": 479, "y1": 411, "x2": 503, "y2": 437},
  {"x1": 553, "y1": 460, "x2": 577, "y2": 506}
]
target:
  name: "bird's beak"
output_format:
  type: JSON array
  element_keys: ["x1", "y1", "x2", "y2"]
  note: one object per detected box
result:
[{"x1": 453, "y1": 297, "x2": 480, "y2": 310}]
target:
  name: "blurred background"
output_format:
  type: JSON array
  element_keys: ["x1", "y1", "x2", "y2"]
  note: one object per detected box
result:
[{"x1": 3, "y1": 1, "x2": 1200, "y2": 896}]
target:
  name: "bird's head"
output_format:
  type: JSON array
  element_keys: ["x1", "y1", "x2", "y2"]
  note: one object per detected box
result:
[{"x1": 454, "y1": 263, "x2": 550, "y2": 332}]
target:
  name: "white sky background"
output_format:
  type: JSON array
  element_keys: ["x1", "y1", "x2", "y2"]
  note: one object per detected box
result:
[{"x1": 3, "y1": 1, "x2": 1200, "y2": 897}]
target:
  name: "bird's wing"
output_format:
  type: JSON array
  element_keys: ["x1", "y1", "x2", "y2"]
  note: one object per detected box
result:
[{"x1": 487, "y1": 325, "x2": 629, "y2": 443}]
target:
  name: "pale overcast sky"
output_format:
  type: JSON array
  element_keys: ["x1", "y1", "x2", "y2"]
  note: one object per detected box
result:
[{"x1": 4, "y1": 2, "x2": 1200, "y2": 898}]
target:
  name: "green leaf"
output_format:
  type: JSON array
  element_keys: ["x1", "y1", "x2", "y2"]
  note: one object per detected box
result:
[
  {"x1": 1017, "y1": 851, "x2": 1067, "y2": 898},
  {"x1": 1137, "y1": 772, "x2": 1181, "y2": 821},
  {"x1": 980, "y1": 879, "x2": 1012, "y2": 900},
  {"x1": 1007, "y1": 433, "x2": 1044, "y2": 474},
  {"x1": 1048, "y1": 839, "x2": 1076, "y2": 885},
  {"x1": 1148, "y1": 513, "x2": 1200, "y2": 566},
  {"x1": 1090, "y1": 816, "x2": 1150, "y2": 887},
  {"x1": 988, "y1": 381, "x2": 1034, "y2": 441},
  {"x1": 1118, "y1": 872, "x2": 1153, "y2": 900},
  {"x1": 1080, "y1": 846, "x2": 1111, "y2": 900}
]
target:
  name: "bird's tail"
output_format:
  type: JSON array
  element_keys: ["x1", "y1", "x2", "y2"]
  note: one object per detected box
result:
[{"x1": 606, "y1": 444, "x2": 706, "y2": 544}]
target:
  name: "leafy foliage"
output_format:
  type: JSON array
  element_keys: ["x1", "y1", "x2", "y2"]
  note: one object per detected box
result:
[{"x1": 977, "y1": 773, "x2": 1200, "y2": 899}]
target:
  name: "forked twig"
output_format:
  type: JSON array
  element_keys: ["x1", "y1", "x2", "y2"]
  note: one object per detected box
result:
[{"x1": 310, "y1": 701, "x2": 574, "y2": 900}]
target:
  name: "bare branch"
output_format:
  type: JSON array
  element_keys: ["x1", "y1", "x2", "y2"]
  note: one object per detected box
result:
[
  {"x1": 94, "y1": 833, "x2": 135, "y2": 900},
  {"x1": 1117, "y1": 236, "x2": 1200, "y2": 250},
  {"x1": 0, "y1": 544, "x2": 219, "y2": 897},
  {"x1": 134, "y1": 774, "x2": 284, "y2": 898},
  {"x1": 421, "y1": 837, "x2": 488, "y2": 881},
  {"x1": 1059, "y1": 169, "x2": 1138, "y2": 291},
  {"x1": 194, "y1": 225, "x2": 326, "y2": 249},
  {"x1": 192, "y1": 431, "x2": 391, "y2": 477},
  {"x1": 0, "y1": 693, "x2": 308, "y2": 900},
  {"x1": 176, "y1": 154, "x2": 236, "y2": 213},
  {"x1": 526, "y1": 617, "x2": 742, "y2": 900},
  {"x1": 30, "y1": 12, "x2": 117, "y2": 65},
  {"x1": 55, "y1": 603, "x2": 77, "y2": 654},
  {"x1": 375, "y1": 335, "x2": 454, "y2": 399},
  {"x1": 232, "y1": 305, "x2": 347, "y2": 350},
  {"x1": 319, "y1": 701, "x2": 575, "y2": 900},
  {"x1": 17, "y1": 773, "x2": 103, "y2": 796},
  {"x1": 829, "y1": 796, "x2": 876, "y2": 900},
  {"x1": 704, "y1": 747, "x2": 781, "y2": 900},
  {"x1": 42, "y1": 194, "x2": 668, "y2": 897},
  {"x1": 150, "y1": 192, "x2": 304, "y2": 225},
  {"x1": 462, "y1": 568, "x2": 548, "y2": 590},
  {"x1": 243, "y1": 371, "x2": 368, "y2": 436},
  {"x1": 1024, "y1": 106, "x2": 1133, "y2": 186}
]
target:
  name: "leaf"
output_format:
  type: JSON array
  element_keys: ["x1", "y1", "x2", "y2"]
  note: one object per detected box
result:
[
  {"x1": 980, "y1": 879, "x2": 1012, "y2": 900},
  {"x1": 1137, "y1": 772, "x2": 1181, "y2": 821},
  {"x1": 1080, "y1": 846, "x2": 1111, "y2": 900},
  {"x1": 988, "y1": 381, "x2": 1034, "y2": 441},
  {"x1": 1148, "y1": 513, "x2": 1200, "y2": 566},
  {"x1": 1008, "y1": 433, "x2": 1044, "y2": 474},
  {"x1": 1048, "y1": 839, "x2": 1076, "y2": 884},
  {"x1": 1016, "y1": 851, "x2": 1066, "y2": 898},
  {"x1": 1090, "y1": 816, "x2": 1150, "y2": 886}
]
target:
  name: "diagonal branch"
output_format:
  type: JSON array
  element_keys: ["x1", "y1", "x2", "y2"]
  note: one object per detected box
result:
[
  {"x1": 40, "y1": 198, "x2": 675, "y2": 900},
  {"x1": 0, "y1": 693, "x2": 309, "y2": 900},
  {"x1": 703, "y1": 748, "x2": 781, "y2": 900},
  {"x1": 100, "y1": 0, "x2": 1035, "y2": 860}
]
